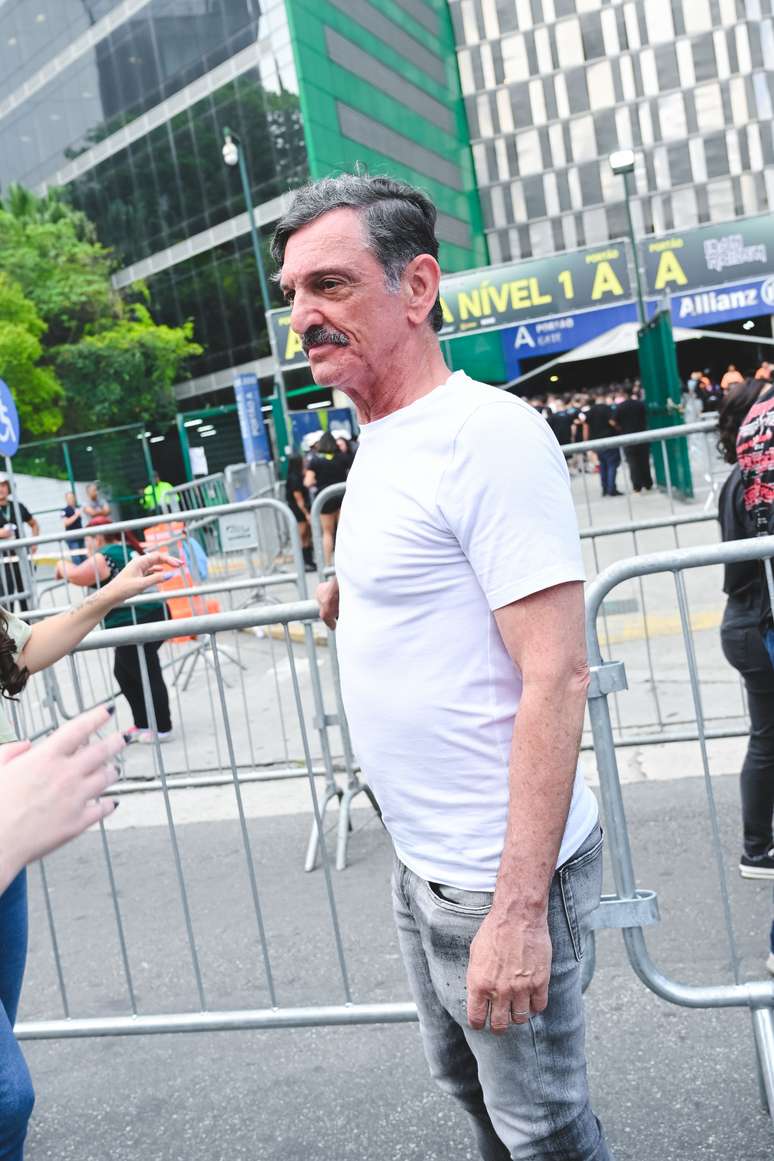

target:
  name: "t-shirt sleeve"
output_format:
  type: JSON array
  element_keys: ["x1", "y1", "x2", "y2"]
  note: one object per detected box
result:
[
  {"x1": 437, "y1": 399, "x2": 585, "y2": 610},
  {"x1": 19, "y1": 504, "x2": 32, "y2": 524},
  {"x1": 2, "y1": 609, "x2": 32, "y2": 658}
]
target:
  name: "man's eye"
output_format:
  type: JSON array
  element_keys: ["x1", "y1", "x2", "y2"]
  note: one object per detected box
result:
[
  {"x1": 321, "y1": 280, "x2": 341, "y2": 291},
  {"x1": 283, "y1": 290, "x2": 295, "y2": 303}
]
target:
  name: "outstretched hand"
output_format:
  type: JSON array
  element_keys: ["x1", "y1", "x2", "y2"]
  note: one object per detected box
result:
[
  {"x1": 0, "y1": 705, "x2": 123, "y2": 890},
  {"x1": 107, "y1": 550, "x2": 182, "y2": 602}
]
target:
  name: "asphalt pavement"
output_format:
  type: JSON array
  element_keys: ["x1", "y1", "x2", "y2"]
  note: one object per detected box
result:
[{"x1": 20, "y1": 774, "x2": 774, "y2": 1160}]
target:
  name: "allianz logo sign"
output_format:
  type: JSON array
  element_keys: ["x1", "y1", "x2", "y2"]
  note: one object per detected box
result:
[{"x1": 677, "y1": 280, "x2": 772, "y2": 317}]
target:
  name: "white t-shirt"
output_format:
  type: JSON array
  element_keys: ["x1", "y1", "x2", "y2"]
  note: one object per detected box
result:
[{"x1": 334, "y1": 371, "x2": 598, "y2": 891}]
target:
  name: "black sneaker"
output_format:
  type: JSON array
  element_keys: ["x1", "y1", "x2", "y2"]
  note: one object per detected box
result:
[{"x1": 739, "y1": 849, "x2": 774, "y2": 879}]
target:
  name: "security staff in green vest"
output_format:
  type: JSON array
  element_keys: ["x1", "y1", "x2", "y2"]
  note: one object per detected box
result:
[{"x1": 141, "y1": 472, "x2": 174, "y2": 513}]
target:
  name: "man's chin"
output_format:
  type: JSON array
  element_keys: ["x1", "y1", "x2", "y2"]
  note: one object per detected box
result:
[{"x1": 307, "y1": 344, "x2": 349, "y2": 386}]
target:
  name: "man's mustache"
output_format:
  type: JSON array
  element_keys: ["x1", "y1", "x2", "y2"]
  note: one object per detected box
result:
[{"x1": 301, "y1": 326, "x2": 350, "y2": 353}]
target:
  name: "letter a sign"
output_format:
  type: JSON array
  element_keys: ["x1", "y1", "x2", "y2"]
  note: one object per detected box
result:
[
  {"x1": 513, "y1": 325, "x2": 536, "y2": 350},
  {"x1": 0, "y1": 380, "x2": 20, "y2": 457}
]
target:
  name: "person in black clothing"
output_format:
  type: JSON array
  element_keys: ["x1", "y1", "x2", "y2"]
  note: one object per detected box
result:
[
  {"x1": 717, "y1": 379, "x2": 774, "y2": 881},
  {"x1": 285, "y1": 455, "x2": 316, "y2": 571},
  {"x1": 614, "y1": 384, "x2": 653, "y2": 492},
  {"x1": 0, "y1": 479, "x2": 39, "y2": 611},
  {"x1": 583, "y1": 393, "x2": 620, "y2": 496},
  {"x1": 546, "y1": 394, "x2": 579, "y2": 447},
  {"x1": 304, "y1": 431, "x2": 349, "y2": 565}
]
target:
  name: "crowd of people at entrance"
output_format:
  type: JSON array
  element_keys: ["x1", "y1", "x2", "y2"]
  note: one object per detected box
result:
[{"x1": 527, "y1": 382, "x2": 653, "y2": 498}]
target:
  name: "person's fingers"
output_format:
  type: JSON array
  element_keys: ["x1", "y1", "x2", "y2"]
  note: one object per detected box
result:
[
  {"x1": 37, "y1": 705, "x2": 114, "y2": 759},
  {"x1": 466, "y1": 985, "x2": 491, "y2": 1031},
  {"x1": 81, "y1": 761, "x2": 122, "y2": 800},
  {"x1": 80, "y1": 797, "x2": 118, "y2": 831},
  {"x1": 69, "y1": 731, "x2": 125, "y2": 778},
  {"x1": 489, "y1": 994, "x2": 513, "y2": 1035},
  {"x1": 530, "y1": 980, "x2": 549, "y2": 1015},
  {"x1": 0, "y1": 739, "x2": 33, "y2": 765},
  {"x1": 507, "y1": 993, "x2": 532, "y2": 1026}
]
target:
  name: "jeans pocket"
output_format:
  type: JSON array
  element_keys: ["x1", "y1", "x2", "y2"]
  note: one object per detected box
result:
[
  {"x1": 558, "y1": 831, "x2": 604, "y2": 962},
  {"x1": 423, "y1": 879, "x2": 493, "y2": 917}
]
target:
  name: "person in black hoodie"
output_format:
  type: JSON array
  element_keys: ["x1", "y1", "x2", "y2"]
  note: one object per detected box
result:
[{"x1": 717, "y1": 378, "x2": 774, "y2": 885}]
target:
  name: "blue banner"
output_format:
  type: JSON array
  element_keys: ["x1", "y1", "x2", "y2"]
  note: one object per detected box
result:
[
  {"x1": 669, "y1": 275, "x2": 774, "y2": 328},
  {"x1": 0, "y1": 380, "x2": 20, "y2": 458},
  {"x1": 500, "y1": 302, "x2": 637, "y2": 379},
  {"x1": 234, "y1": 373, "x2": 271, "y2": 464}
]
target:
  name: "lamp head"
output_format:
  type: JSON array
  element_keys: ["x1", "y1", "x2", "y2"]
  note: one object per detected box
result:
[
  {"x1": 609, "y1": 149, "x2": 636, "y2": 175},
  {"x1": 222, "y1": 131, "x2": 239, "y2": 167}
]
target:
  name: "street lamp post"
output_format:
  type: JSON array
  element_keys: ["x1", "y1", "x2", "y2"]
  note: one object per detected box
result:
[
  {"x1": 609, "y1": 149, "x2": 646, "y2": 326},
  {"x1": 608, "y1": 149, "x2": 693, "y2": 496},
  {"x1": 222, "y1": 126, "x2": 292, "y2": 469}
]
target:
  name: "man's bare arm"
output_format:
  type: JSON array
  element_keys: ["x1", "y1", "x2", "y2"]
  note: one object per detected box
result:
[{"x1": 466, "y1": 579, "x2": 589, "y2": 1034}]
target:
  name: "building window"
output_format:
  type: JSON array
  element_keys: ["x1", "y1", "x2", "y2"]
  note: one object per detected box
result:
[
  {"x1": 577, "y1": 160, "x2": 602, "y2": 206},
  {"x1": 666, "y1": 141, "x2": 693, "y2": 186},
  {"x1": 564, "y1": 67, "x2": 590, "y2": 112},
  {"x1": 692, "y1": 33, "x2": 717, "y2": 82},
  {"x1": 705, "y1": 132, "x2": 728, "y2": 177},
  {"x1": 654, "y1": 44, "x2": 679, "y2": 91},
  {"x1": 522, "y1": 174, "x2": 547, "y2": 218},
  {"x1": 580, "y1": 11, "x2": 605, "y2": 61}
]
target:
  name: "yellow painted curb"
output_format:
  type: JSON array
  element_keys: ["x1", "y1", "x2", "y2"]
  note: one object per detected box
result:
[{"x1": 598, "y1": 608, "x2": 722, "y2": 645}]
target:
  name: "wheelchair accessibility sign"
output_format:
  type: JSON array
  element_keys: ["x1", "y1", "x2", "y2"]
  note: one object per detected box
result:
[{"x1": 0, "y1": 381, "x2": 19, "y2": 457}]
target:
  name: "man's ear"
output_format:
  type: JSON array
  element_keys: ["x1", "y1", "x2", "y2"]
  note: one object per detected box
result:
[{"x1": 402, "y1": 254, "x2": 441, "y2": 326}]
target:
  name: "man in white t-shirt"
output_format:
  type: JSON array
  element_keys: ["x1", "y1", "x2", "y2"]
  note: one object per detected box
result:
[{"x1": 272, "y1": 175, "x2": 612, "y2": 1161}]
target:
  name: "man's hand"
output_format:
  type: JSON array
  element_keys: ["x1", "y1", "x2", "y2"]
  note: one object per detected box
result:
[
  {"x1": 0, "y1": 705, "x2": 122, "y2": 891},
  {"x1": 316, "y1": 577, "x2": 339, "y2": 629},
  {"x1": 467, "y1": 909, "x2": 552, "y2": 1034}
]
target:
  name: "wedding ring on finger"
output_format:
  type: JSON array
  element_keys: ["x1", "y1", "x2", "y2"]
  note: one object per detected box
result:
[{"x1": 510, "y1": 1009, "x2": 530, "y2": 1022}]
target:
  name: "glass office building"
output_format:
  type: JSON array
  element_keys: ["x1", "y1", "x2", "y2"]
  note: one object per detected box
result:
[
  {"x1": 450, "y1": 0, "x2": 774, "y2": 263},
  {"x1": 1, "y1": 0, "x2": 486, "y2": 402}
]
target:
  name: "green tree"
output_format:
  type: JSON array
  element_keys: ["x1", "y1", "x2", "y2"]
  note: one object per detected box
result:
[
  {"x1": 52, "y1": 304, "x2": 201, "y2": 430},
  {"x1": 0, "y1": 274, "x2": 63, "y2": 434},
  {"x1": 0, "y1": 186, "x2": 203, "y2": 435}
]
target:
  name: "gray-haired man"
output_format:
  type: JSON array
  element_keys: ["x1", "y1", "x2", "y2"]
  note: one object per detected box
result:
[{"x1": 273, "y1": 174, "x2": 612, "y2": 1160}]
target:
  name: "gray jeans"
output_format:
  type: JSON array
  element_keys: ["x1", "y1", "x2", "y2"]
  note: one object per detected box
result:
[{"x1": 391, "y1": 824, "x2": 612, "y2": 1160}]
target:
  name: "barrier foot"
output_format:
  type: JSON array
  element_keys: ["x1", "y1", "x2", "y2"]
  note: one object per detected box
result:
[
  {"x1": 304, "y1": 784, "x2": 343, "y2": 873},
  {"x1": 335, "y1": 787, "x2": 356, "y2": 872},
  {"x1": 751, "y1": 1007, "x2": 774, "y2": 1117}
]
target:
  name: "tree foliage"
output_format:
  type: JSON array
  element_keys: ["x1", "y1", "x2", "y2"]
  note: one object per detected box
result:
[
  {"x1": 0, "y1": 186, "x2": 202, "y2": 436},
  {"x1": 0, "y1": 274, "x2": 63, "y2": 435},
  {"x1": 53, "y1": 305, "x2": 201, "y2": 430}
]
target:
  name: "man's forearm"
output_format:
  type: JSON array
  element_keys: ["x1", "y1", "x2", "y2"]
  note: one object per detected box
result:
[
  {"x1": 491, "y1": 674, "x2": 587, "y2": 919},
  {"x1": 21, "y1": 589, "x2": 116, "y2": 674}
]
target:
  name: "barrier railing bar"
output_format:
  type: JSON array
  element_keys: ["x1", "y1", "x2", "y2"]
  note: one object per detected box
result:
[
  {"x1": 136, "y1": 641, "x2": 208, "y2": 1011},
  {"x1": 36, "y1": 859, "x2": 70, "y2": 1019},
  {"x1": 16, "y1": 1001, "x2": 418, "y2": 1041},
  {"x1": 563, "y1": 416, "x2": 718, "y2": 456},
  {"x1": 208, "y1": 633, "x2": 278, "y2": 1007},
  {"x1": 673, "y1": 569, "x2": 741, "y2": 985},
  {"x1": 283, "y1": 625, "x2": 353, "y2": 1003}
]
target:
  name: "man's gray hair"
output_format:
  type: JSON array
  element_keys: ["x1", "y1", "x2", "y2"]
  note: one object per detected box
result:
[{"x1": 271, "y1": 173, "x2": 443, "y2": 332}]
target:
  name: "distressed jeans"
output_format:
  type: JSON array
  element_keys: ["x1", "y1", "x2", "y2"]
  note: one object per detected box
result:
[{"x1": 391, "y1": 824, "x2": 612, "y2": 1160}]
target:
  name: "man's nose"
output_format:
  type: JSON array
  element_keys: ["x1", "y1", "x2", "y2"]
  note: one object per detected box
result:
[{"x1": 289, "y1": 290, "x2": 324, "y2": 338}]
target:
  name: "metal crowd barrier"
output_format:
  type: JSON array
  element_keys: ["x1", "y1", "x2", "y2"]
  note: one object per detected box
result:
[
  {"x1": 585, "y1": 536, "x2": 774, "y2": 1115},
  {"x1": 162, "y1": 472, "x2": 230, "y2": 513},
  {"x1": 6, "y1": 499, "x2": 376, "y2": 873},
  {"x1": 17, "y1": 600, "x2": 405, "y2": 1041}
]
